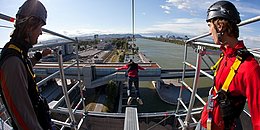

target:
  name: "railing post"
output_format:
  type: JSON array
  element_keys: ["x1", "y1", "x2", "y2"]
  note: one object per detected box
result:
[
  {"x1": 183, "y1": 45, "x2": 205, "y2": 130},
  {"x1": 176, "y1": 42, "x2": 188, "y2": 113},
  {"x1": 56, "y1": 47, "x2": 77, "y2": 129},
  {"x1": 75, "y1": 38, "x2": 86, "y2": 112}
]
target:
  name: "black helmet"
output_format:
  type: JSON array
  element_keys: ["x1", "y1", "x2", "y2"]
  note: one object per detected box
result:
[
  {"x1": 206, "y1": 1, "x2": 240, "y2": 24},
  {"x1": 16, "y1": 0, "x2": 47, "y2": 25},
  {"x1": 128, "y1": 59, "x2": 133, "y2": 63}
]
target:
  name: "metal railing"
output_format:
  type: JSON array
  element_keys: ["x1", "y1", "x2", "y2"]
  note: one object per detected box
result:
[
  {"x1": 175, "y1": 16, "x2": 260, "y2": 130},
  {"x1": 0, "y1": 13, "x2": 86, "y2": 130}
]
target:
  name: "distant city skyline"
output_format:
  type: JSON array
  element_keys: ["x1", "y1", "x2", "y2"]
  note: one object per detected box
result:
[{"x1": 1, "y1": 0, "x2": 260, "y2": 48}]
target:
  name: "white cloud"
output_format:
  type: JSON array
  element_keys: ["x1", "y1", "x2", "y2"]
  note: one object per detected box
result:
[
  {"x1": 160, "y1": 5, "x2": 171, "y2": 14},
  {"x1": 163, "y1": 0, "x2": 260, "y2": 17},
  {"x1": 137, "y1": 18, "x2": 209, "y2": 36},
  {"x1": 174, "y1": 18, "x2": 194, "y2": 23},
  {"x1": 238, "y1": 6, "x2": 260, "y2": 15},
  {"x1": 237, "y1": 25, "x2": 260, "y2": 48},
  {"x1": 39, "y1": 27, "x2": 130, "y2": 42},
  {"x1": 41, "y1": 18, "x2": 207, "y2": 41},
  {"x1": 166, "y1": 0, "x2": 190, "y2": 10},
  {"x1": 242, "y1": 35, "x2": 260, "y2": 42},
  {"x1": 241, "y1": 35, "x2": 260, "y2": 48},
  {"x1": 160, "y1": 5, "x2": 171, "y2": 10},
  {"x1": 164, "y1": 10, "x2": 171, "y2": 14},
  {"x1": 177, "y1": 3, "x2": 189, "y2": 10},
  {"x1": 162, "y1": 0, "x2": 214, "y2": 15}
]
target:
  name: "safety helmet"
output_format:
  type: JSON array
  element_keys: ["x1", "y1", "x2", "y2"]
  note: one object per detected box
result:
[
  {"x1": 16, "y1": 0, "x2": 47, "y2": 25},
  {"x1": 206, "y1": 1, "x2": 240, "y2": 24}
]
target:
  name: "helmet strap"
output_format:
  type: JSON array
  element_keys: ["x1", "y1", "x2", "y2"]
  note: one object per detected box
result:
[
  {"x1": 217, "y1": 32, "x2": 223, "y2": 43},
  {"x1": 15, "y1": 16, "x2": 30, "y2": 26}
]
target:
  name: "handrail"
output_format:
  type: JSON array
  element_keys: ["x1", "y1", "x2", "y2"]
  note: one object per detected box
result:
[
  {"x1": 52, "y1": 81, "x2": 80, "y2": 109},
  {"x1": 37, "y1": 62, "x2": 77, "y2": 86},
  {"x1": 238, "y1": 16, "x2": 260, "y2": 26},
  {"x1": 192, "y1": 42, "x2": 220, "y2": 48},
  {"x1": 57, "y1": 48, "x2": 77, "y2": 129},
  {"x1": 0, "y1": 13, "x2": 76, "y2": 42},
  {"x1": 186, "y1": 15, "x2": 260, "y2": 44},
  {"x1": 31, "y1": 41, "x2": 75, "y2": 51},
  {"x1": 0, "y1": 13, "x2": 15, "y2": 23},
  {"x1": 186, "y1": 33, "x2": 211, "y2": 43},
  {"x1": 181, "y1": 81, "x2": 206, "y2": 105},
  {"x1": 183, "y1": 46, "x2": 204, "y2": 130},
  {"x1": 42, "y1": 28, "x2": 76, "y2": 42},
  {"x1": 183, "y1": 61, "x2": 214, "y2": 80},
  {"x1": 52, "y1": 107, "x2": 177, "y2": 118}
]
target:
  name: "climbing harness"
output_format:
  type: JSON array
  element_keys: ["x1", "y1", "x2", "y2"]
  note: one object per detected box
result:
[
  {"x1": 8, "y1": 44, "x2": 37, "y2": 88},
  {"x1": 207, "y1": 49, "x2": 251, "y2": 130},
  {"x1": 0, "y1": 43, "x2": 52, "y2": 129}
]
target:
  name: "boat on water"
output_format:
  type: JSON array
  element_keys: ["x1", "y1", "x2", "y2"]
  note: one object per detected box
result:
[{"x1": 1, "y1": 7, "x2": 260, "y2": 130}]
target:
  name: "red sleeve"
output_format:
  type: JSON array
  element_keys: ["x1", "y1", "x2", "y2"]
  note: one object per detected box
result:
[
  {"x1": 245, "y1": 63, "x2": 260, "y2": 130},
  {"x1": 117, "y1": 64, "x2": 129, "y2": 70},
  {"x1": 138, "y1": 65, "x2": 145, "y2": 70}
]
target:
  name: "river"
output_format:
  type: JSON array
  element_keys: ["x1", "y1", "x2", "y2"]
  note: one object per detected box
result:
[
  {"x1": 137, "y1": 38, "x2": 186, "y2": 68},
  {"x1": 136, "y1": 38, "x2": 218, "y2": 112},
  {"x1": 136, "y1": 38, "x2": 219, "y2": 68}
]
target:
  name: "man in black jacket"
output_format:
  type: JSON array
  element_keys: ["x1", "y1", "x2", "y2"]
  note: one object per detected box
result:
[{"x1": 0, "y1": 0, "x2": 52, "y2": 129}]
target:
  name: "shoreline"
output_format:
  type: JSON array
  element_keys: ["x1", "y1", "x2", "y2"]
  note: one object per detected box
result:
[{"x1": 151, "y1": 79, "x2": 191, "y2": 105}]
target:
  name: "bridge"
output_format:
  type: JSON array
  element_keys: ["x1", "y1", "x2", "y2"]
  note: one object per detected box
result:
[{"x1": 34, "y1": 62, "x2": 213, "y2": 88}]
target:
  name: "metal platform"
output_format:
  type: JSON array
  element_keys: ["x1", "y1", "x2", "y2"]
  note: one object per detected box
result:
[{"x1": 124, "y1": 107, "x2": 139, "y2": 130}]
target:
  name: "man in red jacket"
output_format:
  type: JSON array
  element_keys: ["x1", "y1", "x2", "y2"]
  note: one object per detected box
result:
[
  {"x1": 196, "y1": 1, "x2": 260, "y2": 130},
  {"x1": 116, "y1": 59, "x2": 145, "y2": 105}
]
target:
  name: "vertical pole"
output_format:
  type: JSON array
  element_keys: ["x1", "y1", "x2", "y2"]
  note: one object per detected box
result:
[
  {"x1": 183, "y1": 45, "x2": 204, "y2": 130},
  {"x1": 75, "y1": 38, "x2": 86, "y2": 112},
  {"x1": 57, "y1": 47, "x2": 77, "y2": 129},
  {"x1": 132, "y1": 0, "x2": 135, "y2": 48},
  {"x1": 176, "y1": 42, "x2": 188, "y2": 113},
  {"x1": 75, "y1": 38, "x2": 80, "y2": 83}
]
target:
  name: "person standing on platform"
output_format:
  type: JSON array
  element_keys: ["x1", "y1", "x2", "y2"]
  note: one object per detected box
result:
[
  {"x1": 116, "y1": 59, "x2": 145, "y2": 105},
  {"x1": 0, "y1": 0, "x2": 53, "y2": 129},
  {"x1": 196, "y1": 1, "x2": 260, "y2": 130}
]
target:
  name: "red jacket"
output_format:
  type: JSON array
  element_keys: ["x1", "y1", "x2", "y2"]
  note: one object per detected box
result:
[
  {"x1": 117, "y1": 63, "x2": 145, "y2": 78},
  {"x1": 200, "y1": 41, "x2": 260, "y2": 130}
]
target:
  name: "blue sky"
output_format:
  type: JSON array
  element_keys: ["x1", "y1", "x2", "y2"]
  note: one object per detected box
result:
[{"x1": 1, "y1": 0, "x2": 260, "y2": 48}]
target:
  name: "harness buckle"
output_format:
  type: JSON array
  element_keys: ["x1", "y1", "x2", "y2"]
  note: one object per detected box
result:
[
  {"x1": 216, "y1": 90, "x2": 228, "y2": 104},
  {"x1": 207, "y1": 94, "x2": 214, "y2": 130},
  {"x1": 207, "y1": 94, "x2": 214, "y2": 111}
]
